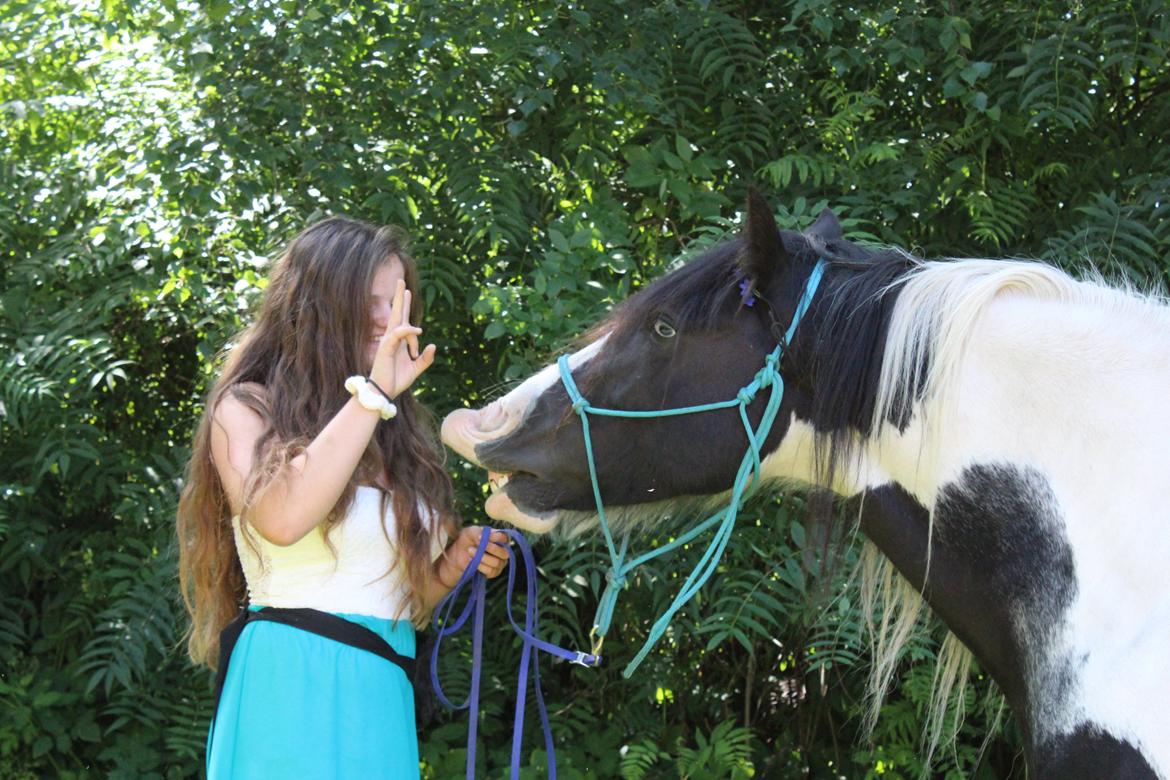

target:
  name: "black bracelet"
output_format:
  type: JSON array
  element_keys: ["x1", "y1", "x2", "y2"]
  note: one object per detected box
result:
[{"x1": 365, "y1": 376, "x2": 394, "y2": 403}]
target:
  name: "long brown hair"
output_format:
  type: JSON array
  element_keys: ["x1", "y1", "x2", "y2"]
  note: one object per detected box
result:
[{"x1": 176, "y1": 215, "x2": 458, "y2": 668}]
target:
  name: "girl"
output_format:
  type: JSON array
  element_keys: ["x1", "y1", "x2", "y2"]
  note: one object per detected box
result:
[{"x1": 176, "y1": 215, "x2": 510, "y2": 778}]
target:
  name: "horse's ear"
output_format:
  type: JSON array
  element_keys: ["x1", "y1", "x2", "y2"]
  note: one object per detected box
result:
[
  {"x1": 741, "y1": 187, "x2": 790, "y2": 288},
  {"x1": 808, "y1": 207, "x2": 843, "y2": 242}
]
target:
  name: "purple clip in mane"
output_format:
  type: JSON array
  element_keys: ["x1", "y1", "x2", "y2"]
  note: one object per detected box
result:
[{"x1": 738, "y1": 277, "x2": 756, "y2": 307}]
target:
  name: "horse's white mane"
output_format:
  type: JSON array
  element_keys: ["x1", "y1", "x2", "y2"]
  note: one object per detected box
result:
[{"x1": 874, "y1": 254, "x2": 1169, "y2": 447}]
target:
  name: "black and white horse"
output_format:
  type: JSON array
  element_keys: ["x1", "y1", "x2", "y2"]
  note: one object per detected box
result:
[{"x1": 442, "y1": 191, "x2": 1169, "y2": 778}]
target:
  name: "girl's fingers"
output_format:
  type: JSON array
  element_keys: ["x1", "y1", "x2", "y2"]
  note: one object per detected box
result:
[
  {"x1": 381, "y1": 281, "x2": 407, "y2": 350},
  {"x1": 450, "y1": 527, "x2": 513, "y2": 579},
  {"x1": 384, "y1": 324, "x2": 422, "y2": 350},
  {"x1": 411, "y1": 344, "x2": 437, "y2": 380},
  {"x1": 402, "y1": 291, "x2": 419, "y2": 358},
  {"x1": 398, "y1": 324, "x2": 424, "y2": 338},
  {"x1": 477, "y1": 553, "x2": 507, "y2": 575},
  {"x1": 481, "y1": 542, "x2": 509, "y2": 564},
  {"x1": 453, "y1": 526, "x2": 510, "y2": 578},
  {"x1": 390, "y1": 278, "x2": 405, "y2": 322},
  {"x1": 476, "y1": 542, "x2": 510, "y2": 577},
  {"x1": 401, "y1": 292, "x2": 413, "y2": 355}
]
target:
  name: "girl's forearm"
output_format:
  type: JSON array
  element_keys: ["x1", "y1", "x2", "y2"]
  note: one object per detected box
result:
[{"x1": 419, "y1": 549, "x2": 459, "y2": 612}]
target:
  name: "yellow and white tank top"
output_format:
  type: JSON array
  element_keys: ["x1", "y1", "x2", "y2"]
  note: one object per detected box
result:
[{"x1": 231, "y1": 486, "x2": 447, "y2": 621}]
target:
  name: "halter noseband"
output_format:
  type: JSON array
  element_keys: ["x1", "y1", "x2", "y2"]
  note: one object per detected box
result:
[{"x1": 558, "y1": 259, "x2": 828, "y2": 676}]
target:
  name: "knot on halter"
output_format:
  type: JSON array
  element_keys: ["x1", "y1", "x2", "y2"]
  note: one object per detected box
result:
[
  {"x1": 571, "y1": 398, "x2": 588, "y2": 413},
  {"x1": 736, "y1": 387, "x2": 756, "y2": 406},
  {"x1": 764, "y1": 353, "x2": 780, "y2": 370},
  {"x1": 605, "y1": 569, "x2": 627, "y2": 588}
]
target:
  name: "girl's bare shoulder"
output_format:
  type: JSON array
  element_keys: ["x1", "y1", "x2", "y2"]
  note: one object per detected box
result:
[
  {"x1": 209, "y1": 383, "x2": 270, "y2": 458},
  {"x1": 209, "y1": 382, "x2": 271, "y2": 514}
]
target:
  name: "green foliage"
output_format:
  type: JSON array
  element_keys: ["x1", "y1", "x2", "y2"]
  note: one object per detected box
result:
[{"x1": 2, "y1": 0, "x2": 1167, "y2": 776}]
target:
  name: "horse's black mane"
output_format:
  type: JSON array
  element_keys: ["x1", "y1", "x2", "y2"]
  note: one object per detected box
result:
[
  {"x1": 805, "y1": 241, "x2": 922, "y2": 439},
  {"x1": 605, "y1": 239, "x2": 750, "y2": 338}
]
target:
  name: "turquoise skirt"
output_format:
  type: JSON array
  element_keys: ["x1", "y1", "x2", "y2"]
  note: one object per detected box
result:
[{"x1": 206, "y1": 606, "x2": 419, "y2": 779}]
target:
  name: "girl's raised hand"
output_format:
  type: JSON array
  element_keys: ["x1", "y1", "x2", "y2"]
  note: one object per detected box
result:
[{"x1": 370, "y1": 278, "x2": 437, "y2": 399}]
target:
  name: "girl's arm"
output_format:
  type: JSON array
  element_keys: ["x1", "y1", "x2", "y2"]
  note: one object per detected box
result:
[
  {"x1": 210, "y1": 278, "x2": 434, "y2": 546},
  {"x1": 211, "y1": 389, "x2": 386, "y2": 546}
]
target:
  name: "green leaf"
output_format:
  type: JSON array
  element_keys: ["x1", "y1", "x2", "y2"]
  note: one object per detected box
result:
[
  {"x1": 205, "y1": 0, "x2": 229, "y2": 21},
  {"x1": 960, "y1": 61, "x2": 993, "y2": 85}
]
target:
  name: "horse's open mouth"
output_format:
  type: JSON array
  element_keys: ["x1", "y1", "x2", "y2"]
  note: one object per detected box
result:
[
  {"x1": 483, "y1": 470, "x2": 560, "y2": 534},
  {"x1": 442, "y1": 407, "x2": 562, "y2": 533}
]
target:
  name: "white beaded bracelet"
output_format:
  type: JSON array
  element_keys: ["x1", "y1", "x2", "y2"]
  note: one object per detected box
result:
[{"x1": 345, "y1": 375, "x2": 397, "y2": 420}]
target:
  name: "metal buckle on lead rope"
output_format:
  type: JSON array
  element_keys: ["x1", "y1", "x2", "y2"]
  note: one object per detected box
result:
[{"x1": 589, "y1": 626, "x2": 605, "y2": 657}]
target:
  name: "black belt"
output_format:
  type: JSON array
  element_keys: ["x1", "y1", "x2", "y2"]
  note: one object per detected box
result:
[{"x1": 209, "y1": 606, "x2": 422, "y2": 749}]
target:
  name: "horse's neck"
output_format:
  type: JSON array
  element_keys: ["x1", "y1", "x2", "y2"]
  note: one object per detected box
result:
[
  {"x1": 761, "y1": 291, "x2": 1170, "y2": 773},
  {"x1": 876, "y1": 292, "x2": 1170, "y2": 772}
]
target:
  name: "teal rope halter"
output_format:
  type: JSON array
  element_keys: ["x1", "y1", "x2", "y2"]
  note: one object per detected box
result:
[{"x1": 557, "y1": 259, "x2": 828, "y2": 677}]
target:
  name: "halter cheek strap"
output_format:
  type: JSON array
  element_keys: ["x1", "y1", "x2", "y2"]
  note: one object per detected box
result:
[{"x1": 559, "y1": 259, "x2": 828, "y2": 676}]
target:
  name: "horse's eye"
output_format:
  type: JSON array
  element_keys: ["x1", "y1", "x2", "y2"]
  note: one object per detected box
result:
[{"x1": 653, "y1": 318, "x2": 677, "y2": 339}]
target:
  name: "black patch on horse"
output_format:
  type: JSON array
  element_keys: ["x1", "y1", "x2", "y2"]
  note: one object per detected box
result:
[
  {"x1": 1033, "y1": 723, "x2": 1158, "y2": 779},
  {"x1": 935, "y1": 464, "x2": 1078, "y2": 732},
  {"x1": 859, "y1": 465, "x2": 1078, "y2": 737}
]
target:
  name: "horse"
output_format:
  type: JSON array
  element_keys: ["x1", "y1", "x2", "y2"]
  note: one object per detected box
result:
[{"x1": 441, "y1": 190, "x2": 1170, "y2": 778}]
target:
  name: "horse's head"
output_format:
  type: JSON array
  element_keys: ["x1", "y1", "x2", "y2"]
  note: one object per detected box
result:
[{"x1": 443, "y1": 191, "x2": 857, "y2": 535}]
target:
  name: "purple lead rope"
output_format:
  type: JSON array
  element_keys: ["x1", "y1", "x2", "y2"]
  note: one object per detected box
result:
[{"x1": 430, "y1": 527, "x2": 601, "y2": 779}]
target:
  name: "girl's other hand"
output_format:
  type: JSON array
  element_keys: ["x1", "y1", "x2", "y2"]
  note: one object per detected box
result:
[{"x1": 438, "y1": 527, "x2": 511, "y2": 586}]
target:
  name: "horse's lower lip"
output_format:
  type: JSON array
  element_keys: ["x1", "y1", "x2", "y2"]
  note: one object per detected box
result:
[{"x1": 484, "y1": 485, "x2": 558, "y2": 534}]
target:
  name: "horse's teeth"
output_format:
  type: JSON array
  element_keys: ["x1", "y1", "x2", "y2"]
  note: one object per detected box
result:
[{"x1": 488, "y1": 471, "x2": 510, "y2": 492}]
